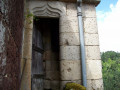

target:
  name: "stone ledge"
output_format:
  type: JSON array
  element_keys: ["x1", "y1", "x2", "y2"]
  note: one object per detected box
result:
[{"x1": 83, "y1": 0, "x2": 101, "y2": 6}]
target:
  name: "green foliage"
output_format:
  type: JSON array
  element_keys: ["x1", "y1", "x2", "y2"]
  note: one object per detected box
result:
[
  {"x1": 102, "y1": 51, "x2": 120, "y2": 90},
  {"x1": 64, "y1": 83, "x2": 86, "y2": 90},
  {"x1": 25, "y1": 9, "x2": 40, "y2": 24},
  {"x1": 101, "y1": 51, "x2": 120, "y2": 62},
  {"x1": 26, "y1": 9, "x2": 34, "y2": 18}
]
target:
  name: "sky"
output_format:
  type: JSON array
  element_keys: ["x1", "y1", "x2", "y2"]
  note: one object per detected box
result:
[{"x1": 96, "y1": 0, "x2": 120, "y2": 52}]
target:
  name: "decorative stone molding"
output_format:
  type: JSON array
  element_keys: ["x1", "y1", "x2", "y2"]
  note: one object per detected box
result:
[{"x1": 29, "y1": 1, "x2": 66, "y2": 17}]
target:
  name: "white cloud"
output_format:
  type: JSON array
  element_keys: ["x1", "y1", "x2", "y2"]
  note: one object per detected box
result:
[{"x1": 97, "y1": 0, "x2": 120, "y2": 52}]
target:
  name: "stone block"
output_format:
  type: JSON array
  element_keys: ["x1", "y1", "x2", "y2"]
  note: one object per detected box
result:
[
  {"x1": 60, "y1": 33, "x2": 80, "y2": 45},
  {"x1": 83, "y1": 18, "x2": 98, "y2": 34},
  {"x1": 82, "y1": 4, "x2": 96, "y2": 18},
  {"x1": 85, "y1": 33, "x2": 99, "y2": 45},
  {"x1": 60, "y1": 46, "x2": 80, "y2": 60},
  {"x1": 45, "y1": 61, "x2": 60, "y2": 71},
  {"x1": 23, "y1": 33, "x2": 32, "y2": 44},
  {"x1": 60, "y1": 16, "x2": 78, "y2": 25},
  {"x1": 21, "y1": 59, "x2": 31, "y2": 90},
  {"x1": 29, "y1": 1, "x2": 66, "y2": 17},
  {"x1": 60, "y1": 60, "x2": 81, "y2": 80},
  {"x1": 46, "y1": 71, "x2": 60, "y2": 80},
  {"x1": 60, "y1": 16, "x2": 79, "y2": 33},
  {"x1": 22, "y1": 37, "x2": 32, "y2": 59},
  {"x1": 86, "y1": 60, "x2": 102, "y2": 79},
  {"x1": 48, "y1": 1, "x2": 66, "y2": 16},
  {"x1": 85, "y1": 46, "x2": 101, "y2": 60},
  {"x1": 60, "y1": 80, "x2": 81, "y2": 90},
  {"x1": 87, "y1": 79, "x2": 104, "y2": 90},
  {"x1": 25, "y1": 16, "x2": 33, "y2": 30},
  {"x1": 66, "y1": 3, "x2": 77, "y2": 16}
]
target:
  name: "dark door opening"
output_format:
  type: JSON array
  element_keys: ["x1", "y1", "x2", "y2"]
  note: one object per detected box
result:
[{"x1": 32, "y1": 18, "x2": 60, "y2": 90}]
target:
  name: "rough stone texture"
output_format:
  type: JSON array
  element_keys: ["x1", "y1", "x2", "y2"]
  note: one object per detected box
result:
[
  {"x1": 60, "y1": 60, "x2": 81, "y2": 80},
  {"x1": 87, "y1": 79, "x2": 104, "y2": 90},
  {"x1": 21, "y1": 17, "x2": 33, "y2": 75},
  {"x1": 66, "y1": 3, "x2": 77, "y2": 16},
  {"x1": 60, "y1": 16, "x2": 79, "y2": 33},
  {"x1": 82, "y1": 3, "x2": 103, "y2": 89},
  {"x1": 21, "y1": 59, "x2": 31, "y2": 90},
  {"x1": 60, "y1": 80, "x2": 82, "y2": 90},
  {"x1": 86, "y1": 60, "x2": 102, "y2": 79},
  {"x1": 20, "y1": 9, "x2": 33, "y2": 90},
  {"x1": 82, "y1": 4, "x2": 96, "y2": 18},
  {"x1": 60, "y1": 16, "x2": 78, "y2": 26},
  {"x1": 83, "y1": 18, "x2": 98, "y2": 34},
  {"x1": 22, "y1": 33, "x2": 32, "y2": 59},
  {"x1": 60, "y1": 46, "x2": 80, "y2": 60},
  {"x1": 60, "y1": 33, "x2": 80, "y2": 45},
  {"x1": 85, "y1": 33, "x2": 99, "y2": 45},
  {"x1": 85, "y1": 46, "x2": 101, "y2": 60}
]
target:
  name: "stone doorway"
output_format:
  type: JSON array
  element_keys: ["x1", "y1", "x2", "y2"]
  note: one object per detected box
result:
[{"x1": 32, "y1": 18, "x2": 60, "y2": 90}]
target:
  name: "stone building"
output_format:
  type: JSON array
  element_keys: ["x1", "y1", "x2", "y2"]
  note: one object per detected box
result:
[{"x1": 0, "y1": 0, "x2": 103, "y2": 90}]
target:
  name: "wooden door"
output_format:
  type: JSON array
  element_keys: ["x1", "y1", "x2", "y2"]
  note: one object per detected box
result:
[{"x1": 32, "y1": 25, "x2": 44, "y2": 90}]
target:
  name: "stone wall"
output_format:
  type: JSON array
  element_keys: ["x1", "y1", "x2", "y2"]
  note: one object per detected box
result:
[
  {"x1": 59, "y1": 3, "x2": 81, "y2": 89},
  {"x1": 82, "y1": 4, "x2": 103, "y2": 90},
  {"x1": 0, "y1": 0, "x2": 24, "y2": 90},
  {"x1": 21, "y1": 1, "x2": 103, "y2": 90}
]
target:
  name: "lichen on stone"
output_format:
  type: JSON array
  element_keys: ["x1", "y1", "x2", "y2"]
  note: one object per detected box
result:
[{"x1": 64, "y1": 82, "x2": 86, "y2": 90}]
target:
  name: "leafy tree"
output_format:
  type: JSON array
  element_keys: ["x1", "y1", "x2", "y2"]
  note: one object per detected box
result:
[
  {"x1": 101, "y1": 51, "x2": 120, "y2": 90},
  {"x1": 101, "y1": 51, "x2": 120, "y2": 62}
]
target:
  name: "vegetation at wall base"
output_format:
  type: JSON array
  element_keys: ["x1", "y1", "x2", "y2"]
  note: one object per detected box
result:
[
  {"x1": 64, "y1": 82, "x2": 86, "y2": 90},
  {"x1": 101, "y1": 51, "x2": 120, "y2": 90}
]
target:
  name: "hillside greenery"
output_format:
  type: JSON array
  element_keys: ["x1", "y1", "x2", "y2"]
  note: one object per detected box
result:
[{"x1": 101, "y1": 51, "x2": 120, "y2": 90}]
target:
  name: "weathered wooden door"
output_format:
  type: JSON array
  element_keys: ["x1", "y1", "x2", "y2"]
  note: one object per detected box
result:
[{"x1": 32, "y1": 25, "x2": 44, "y2": 90}]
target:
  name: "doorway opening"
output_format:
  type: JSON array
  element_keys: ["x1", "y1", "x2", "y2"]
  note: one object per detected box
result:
[{"x1": 32, "y1": 17, "x2": 60, "y2": 90}]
